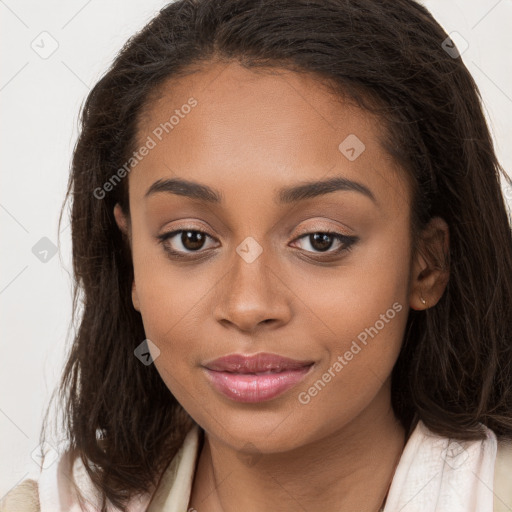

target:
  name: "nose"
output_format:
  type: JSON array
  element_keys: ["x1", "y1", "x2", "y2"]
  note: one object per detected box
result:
[{"x1": 212, "y1": 245, "x2": 293, "y2": 333}]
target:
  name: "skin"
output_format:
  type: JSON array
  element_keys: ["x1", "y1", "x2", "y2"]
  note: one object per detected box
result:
[{"x1": 114, "y1": 60, "x2": 449, "y2": 512}]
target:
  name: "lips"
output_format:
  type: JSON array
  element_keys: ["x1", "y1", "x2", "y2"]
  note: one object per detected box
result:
[
  {"x1": 202, "y1": 352, "x2": 315, "y2": 402},
  {"x1": 203, "y1": 352, "x2": 314, "y2": 374}
]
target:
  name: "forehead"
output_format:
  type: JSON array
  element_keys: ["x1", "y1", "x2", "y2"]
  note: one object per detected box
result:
[{"x1": 130, "y1": 60, "x2": 409, "y2": 212}]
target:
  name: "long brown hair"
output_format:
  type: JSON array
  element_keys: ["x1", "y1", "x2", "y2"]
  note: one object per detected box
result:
[{"x1": 40, "y1": 0, "x2": 512, "y2": 509}]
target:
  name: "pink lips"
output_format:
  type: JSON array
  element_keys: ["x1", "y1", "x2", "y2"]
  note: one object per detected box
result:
[{"x1": 202, "y1": 352, "x2": 314, "y2": 403}]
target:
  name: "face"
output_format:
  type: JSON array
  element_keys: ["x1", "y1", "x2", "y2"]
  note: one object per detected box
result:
[{"x1": 114, "y1": 60, "x2": 420, "y2": 453}]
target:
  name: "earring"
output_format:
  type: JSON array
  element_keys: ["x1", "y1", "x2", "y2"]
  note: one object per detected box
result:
[{"x1": 420, "y1": 296, "x2": 427, "y2": 307}]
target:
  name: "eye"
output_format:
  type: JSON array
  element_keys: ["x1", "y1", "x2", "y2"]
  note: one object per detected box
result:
[
  {"x1": 291, "y1": 231, "x2": 358, "y2": 256},
  {"x1": 157, "y1": 228, "x2": 217, "y2": 258}
]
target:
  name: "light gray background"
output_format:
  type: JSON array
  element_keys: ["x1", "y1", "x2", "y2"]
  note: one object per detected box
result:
[{"x1": 1, "y1": 0, "x2": 511, "y2": 497}]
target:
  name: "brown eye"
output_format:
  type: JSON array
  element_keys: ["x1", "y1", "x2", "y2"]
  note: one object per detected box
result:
[
  {"x1": 180, "y1": 230, "x2": 207, "y2": 251},
  {"x1": 308, "y1": 233, "x2": 336, "y2": 252},
  {"x1": 293, "y1": 231, "x2": 357, "y2": 255},
  {"x1": 157, "y1": 229, "x2": 216, "y2": 256}
]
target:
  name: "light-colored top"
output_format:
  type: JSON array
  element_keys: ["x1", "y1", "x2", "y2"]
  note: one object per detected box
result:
[{"x1": 2, "y1": 419, "x2": 512, "y2": 512}]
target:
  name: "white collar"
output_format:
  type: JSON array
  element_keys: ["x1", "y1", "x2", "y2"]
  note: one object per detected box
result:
[
  {"x1": 383, "y1": 420, "x2": 497, "y2": 511},
  {"x1": 38, "y1": 420, "x2": 497, "y2": 512}
]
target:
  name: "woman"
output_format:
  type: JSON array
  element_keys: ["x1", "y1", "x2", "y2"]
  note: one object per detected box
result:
[{"x1": 2, "y1": 0, "x2": 512, "y2": 511}]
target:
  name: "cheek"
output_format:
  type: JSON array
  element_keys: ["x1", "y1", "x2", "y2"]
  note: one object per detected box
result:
[
  {"x1": 293, "y1": 223, "x2": 410, "y2": 402},
  {"x1": 130, "y1": 220, "x2": 208, "y2": 328},
  {"x1": 295, "y1": 267, "x2": 408, "y2": 435},
  {"x1": 291, "y1": 217, "x2": 411, "y2": 337},
  {"x1": 134, "y1": 265, "x2": 212, "y2": 368}
]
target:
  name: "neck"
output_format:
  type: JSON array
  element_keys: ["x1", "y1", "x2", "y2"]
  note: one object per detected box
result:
[{"x1": 189, "y1": 384, "x2": 407, "y2": 512}]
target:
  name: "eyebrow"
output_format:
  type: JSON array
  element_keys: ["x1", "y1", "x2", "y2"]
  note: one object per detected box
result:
[{"x1": 144, "y1": 176, "x2": 377, "y2": 205}]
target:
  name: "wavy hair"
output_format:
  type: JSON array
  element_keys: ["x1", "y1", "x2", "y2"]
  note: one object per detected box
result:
[{"x1": 40, "y1": 0, "x2": 512, "y2": 510}]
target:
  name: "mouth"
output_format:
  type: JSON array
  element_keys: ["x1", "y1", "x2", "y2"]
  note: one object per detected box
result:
[{"x1": 202, "y1": 353, "x2": 315, "y2": 403}]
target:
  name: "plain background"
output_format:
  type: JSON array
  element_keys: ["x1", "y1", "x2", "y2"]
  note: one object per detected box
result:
[{"x1": 1, "y1": 0, "x2": 511, "y2": 497}]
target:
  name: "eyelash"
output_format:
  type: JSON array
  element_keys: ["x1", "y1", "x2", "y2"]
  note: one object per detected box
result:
[{"x1": 156, "y1": 227, "x2": 358, "y2": 261}]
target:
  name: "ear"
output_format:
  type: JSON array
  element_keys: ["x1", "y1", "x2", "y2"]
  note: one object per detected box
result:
[
  {"x1": 131, "y1": 281, "x2": 141, "y2": 312},
  {"x1": 113, "y1": 203, "x2": 129, "y2": 238},
  {"x1": 113, "y1": 203, "x2": 140, "y2": 312},
  {"x1": 409, "y1": 216, "x2": 450, "y2": 310}
]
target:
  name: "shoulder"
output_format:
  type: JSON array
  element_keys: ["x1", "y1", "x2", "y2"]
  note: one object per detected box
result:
[
  {"x1": 0, "y1": 424, "x2": 202, "y2": 512},
  {"x1": 0, "y1": 478, "x2": 40, "y2": 512},
  {"x1": 494, "y1": 437, "x2": 512, "y2": 512}
]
